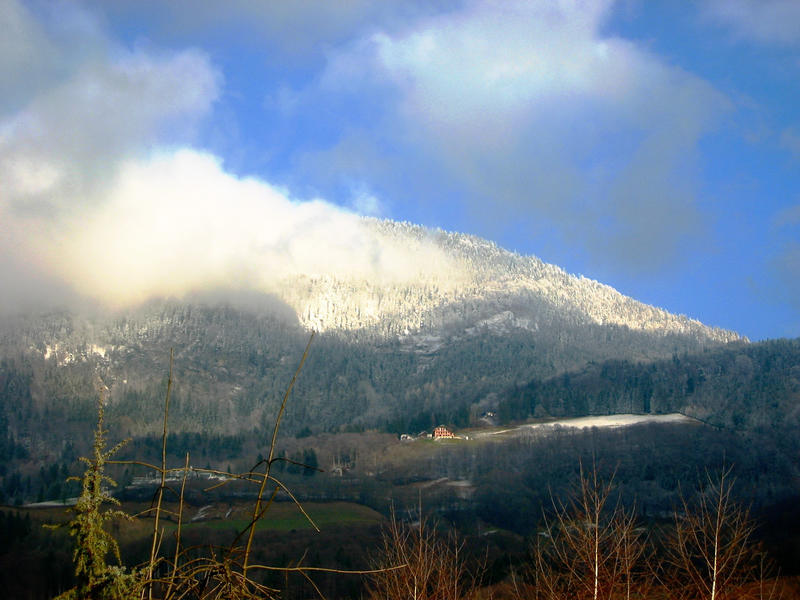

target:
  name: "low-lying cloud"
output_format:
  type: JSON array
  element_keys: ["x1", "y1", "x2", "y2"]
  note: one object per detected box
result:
[
  {"x1": 0, "y1": 1, "x2": 460, "y2": 313},
  {"x1": 45, "y1": 150, "x2": 461, "y2": 307}
]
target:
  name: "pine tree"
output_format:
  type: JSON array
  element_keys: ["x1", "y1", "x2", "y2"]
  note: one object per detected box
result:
[{"x1": 54, "y1": 391, "x2": 137, "y2": 600}]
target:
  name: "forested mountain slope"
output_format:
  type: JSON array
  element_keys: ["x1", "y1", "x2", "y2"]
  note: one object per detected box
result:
[
  {"x1": 496, "y1": 337, "x2": 800, "y2": 431},
  {"x1": 280, "y1": 219, "x2": 741, "y2": 344},
  {"x1": 0, "y1": 218, "x2": 748, "y2": 470}
]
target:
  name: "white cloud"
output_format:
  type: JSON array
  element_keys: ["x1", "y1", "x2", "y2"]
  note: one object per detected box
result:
[
  {"x1": 318, "y1": 0, "x2": 727, "y2": 271},
  {"x1": 0, "y1": 1, "x2": 466, "y2": 311},
  {"x1": 0, "y1": 48, "x2": 219, "y2": 207},
  {"x1": 367, "y1": 0, "x2": 624, "y2": 128},
  {"x1": 348, "y1": 185, "x2": 384, "y2": 216},
  {"x1": 0, "y1": 0, "x2": 58, "y2": 111},
  {"x1": 701, "y1": 0, "x2": 800, "y2": 45},
  {"x1": 36, "y1": 150, "x2": 459, "y2": 306},
  {"x1": 0, "y1": 2, "x2": 220, "y2": 224}
]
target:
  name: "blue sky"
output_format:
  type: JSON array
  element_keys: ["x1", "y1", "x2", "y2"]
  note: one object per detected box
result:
[{"x1": 1, "y1": 0, "x2": 799, "y2": 340}]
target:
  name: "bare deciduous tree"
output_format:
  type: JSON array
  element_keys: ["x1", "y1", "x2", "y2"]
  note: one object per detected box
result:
[
  {"x1": 662, "y1": 467, "x2": 779, "y2": 600},
  {"x1": 368, "y1": 508, "x2": 480, "y2": 600},
  {"x1": 522, "y1": 462, "x2": 650, "y2": 600}
]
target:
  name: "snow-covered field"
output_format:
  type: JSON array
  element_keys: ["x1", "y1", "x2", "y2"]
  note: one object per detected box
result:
[
  {"x1": 483, "y1": 413, "x2": 697, "y2": 437},
  {"x1": 529, "y1": 413, "x2": 695, "y2": 429}
]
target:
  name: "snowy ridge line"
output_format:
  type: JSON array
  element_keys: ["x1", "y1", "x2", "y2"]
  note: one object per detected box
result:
[{"x1": 277, "y1": 218, "x2": 742, "y2": 343}]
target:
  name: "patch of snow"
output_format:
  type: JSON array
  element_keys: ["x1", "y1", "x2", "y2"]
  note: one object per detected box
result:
[
  {"x1": 90, "y1": 344, "x2": 108, "y2": 358},
  {"x1": 464, "y1": 311, "x2": 537, "y2": 336},
  {"x1": 24, "y1": 498, "x2": 78, "y2": 507},
  {"x1": 481, "y1": 413, "x2": 698, "y2": 437},
  {"x1": 526, "y1": 413, "x2": 695, "y2": 430},
  {"x1": 447, "y1": 479, "x2": 473, "y2": 488},
  {"x1": 192, "y1": 504, "x2": 214, "y2": 522}
]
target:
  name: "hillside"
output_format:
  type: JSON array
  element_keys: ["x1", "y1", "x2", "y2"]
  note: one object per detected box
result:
[
  {"x1": 496, "y1": 337, "x2": 800, "y2": 431},
  {"x1": 0, "y1": 218, "x2": 749, "y2": 474},
  {"x1": 2, "y1": 220, "x2": 799, "y2": 594},
  {"x1": 281, "y1": 219, "x2": 741, "y2": 343}
]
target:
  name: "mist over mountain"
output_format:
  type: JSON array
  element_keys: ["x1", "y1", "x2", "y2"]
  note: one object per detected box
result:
[{"x1": 0, "y1": 218, "x2": 745, "y2": 448}]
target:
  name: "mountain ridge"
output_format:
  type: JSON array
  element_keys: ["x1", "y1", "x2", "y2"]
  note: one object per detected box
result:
[
  {"x1": 0, "y1": 217, "x2": 746, "y2": 443},
  {"x1": 274, "y1": 218, "x2": 743, "y2": 343}
]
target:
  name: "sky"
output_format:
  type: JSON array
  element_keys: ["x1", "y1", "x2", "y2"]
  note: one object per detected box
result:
[{"x1": 1, "y1": 0, "x2": 799, "y2": 340}]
